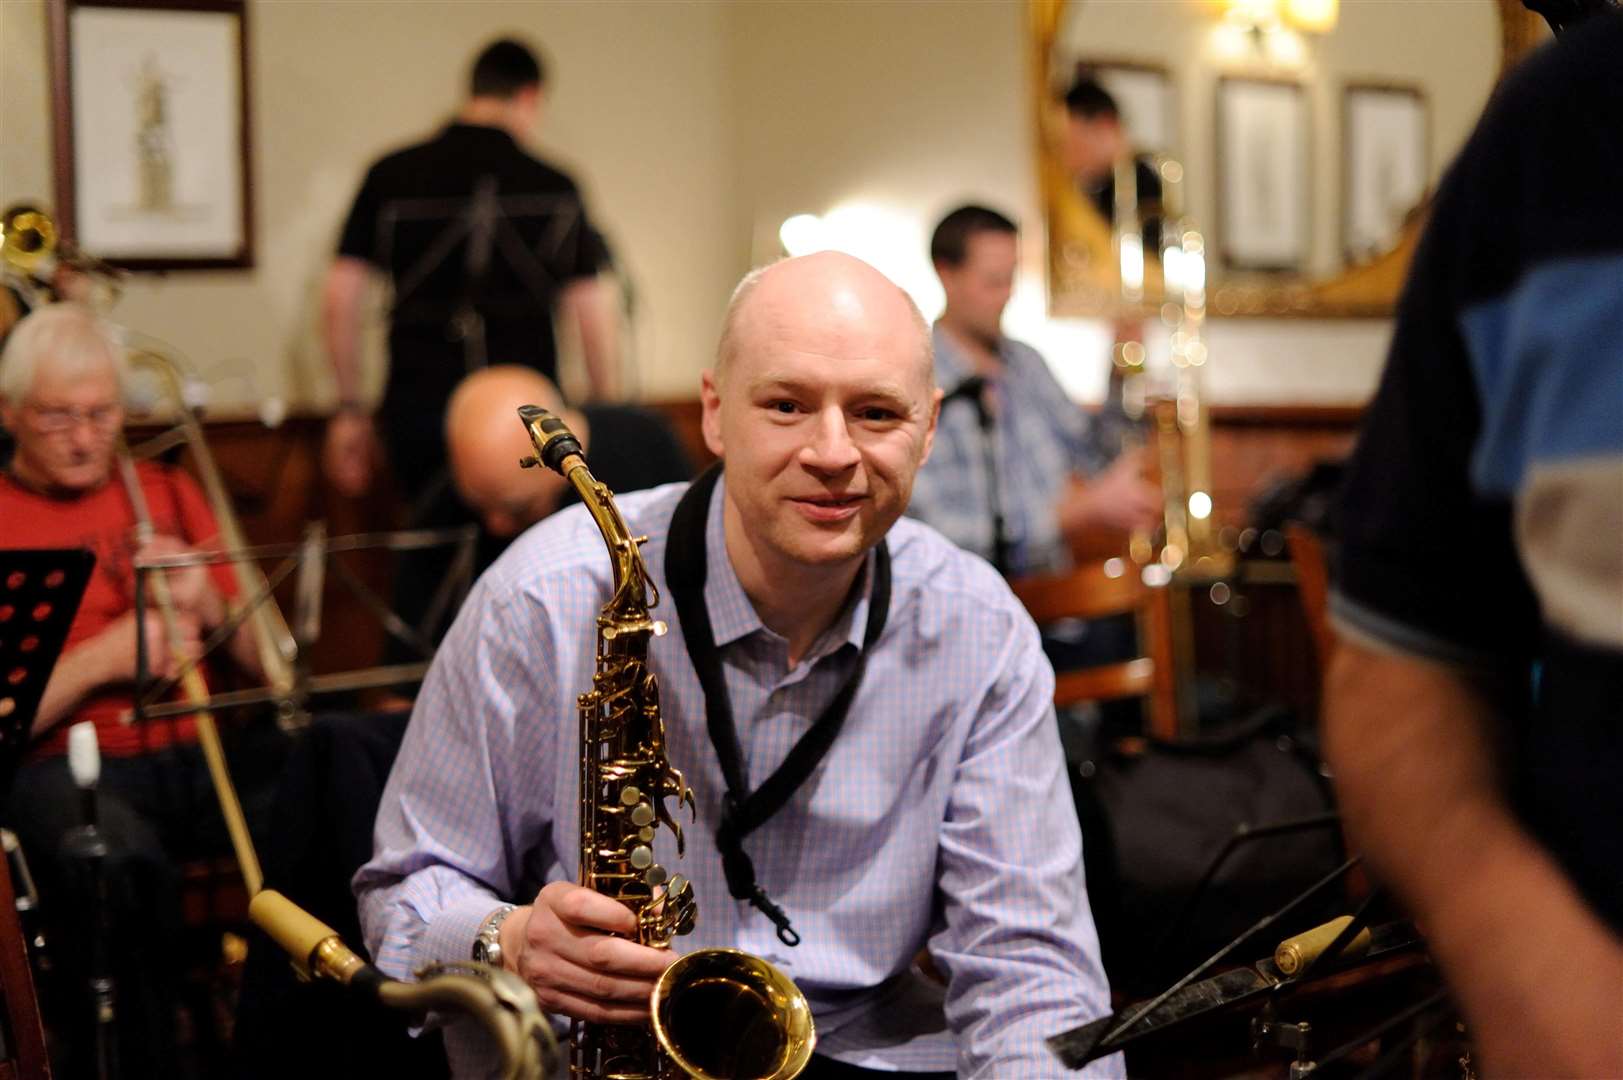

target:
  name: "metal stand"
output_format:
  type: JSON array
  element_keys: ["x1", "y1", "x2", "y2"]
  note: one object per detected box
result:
[{"x1": 61, "y1": 804, "x2": 117, "y2": 1080}]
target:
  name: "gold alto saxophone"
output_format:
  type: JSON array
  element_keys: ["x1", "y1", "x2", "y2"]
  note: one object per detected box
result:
[{"x1": 519, "y1": 406, "x2": 815, "y2": 1080}]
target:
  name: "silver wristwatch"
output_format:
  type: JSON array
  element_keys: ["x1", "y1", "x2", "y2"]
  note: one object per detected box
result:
[{"x1": 471, "y1": 903, "x2": 517, "y2": 967}]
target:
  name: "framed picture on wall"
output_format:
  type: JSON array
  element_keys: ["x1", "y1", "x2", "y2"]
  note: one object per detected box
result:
[
  {"x1": 1075, "y1": 59, "x2": 1176, "y2": 157},
  {"x1": 1343, "y1": 82, "x2": 1429, "y2": 263},
  {"x1": 49, "y1": 0, "x2": 254, "y2": 270},
  {"x1": 1215, "y1": 76, "x2": 1309, "y2": 273}
]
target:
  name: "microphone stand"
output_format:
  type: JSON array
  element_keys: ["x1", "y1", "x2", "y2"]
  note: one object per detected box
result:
[
  {"x1": 61, "y1": 722, "x2": 118, "y2": 1080},
  {"x1": 943, "y1": 375, "x2": 1010, "y2": 576}
]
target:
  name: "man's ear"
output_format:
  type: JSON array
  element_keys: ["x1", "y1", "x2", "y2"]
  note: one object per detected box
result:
[
  {"x1": 699, "y1": 369, "x2": 724, "y2": 459},
  {"x1": 918, "y1": 386, "x2": 943, "y2": 467}
]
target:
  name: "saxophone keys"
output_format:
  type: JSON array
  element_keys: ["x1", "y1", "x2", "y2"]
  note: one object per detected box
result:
[
  {"x1": 630, "y1": 802, "x2": 655, "y2": 827},
  {"x1": 620, "y1": 786, "x2": 642, "y2": 806},
  {"x1": 630, "y1": 845, "x2": 654, "y2": 869},
  {"x1": 638, "y1": 827, "x2": 656, "y2": 843},
  {"x1": 644, "y1": 864, "x2": 668, "y2": 888}
]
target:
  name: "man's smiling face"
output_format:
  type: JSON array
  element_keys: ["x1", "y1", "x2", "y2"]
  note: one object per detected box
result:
[{"x1": 700, "y1": 254, "x2": 939, "y2": 575}]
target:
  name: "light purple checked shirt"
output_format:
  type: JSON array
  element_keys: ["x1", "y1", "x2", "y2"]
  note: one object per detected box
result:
[{"x1": 356, "y1": 479, "x2": 1122, "y2": 1078}]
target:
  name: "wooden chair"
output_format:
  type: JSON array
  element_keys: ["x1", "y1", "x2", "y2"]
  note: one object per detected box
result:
[
  {"x1": 0, "y1": 834, "x2": 49, "y2": 1079},
  {"x1": 1284, "y1": 524, "x2": 1335, "y2": 672},
  {"x1": 1009, "y1": 560, "x2": 1179, "y2": 740}
]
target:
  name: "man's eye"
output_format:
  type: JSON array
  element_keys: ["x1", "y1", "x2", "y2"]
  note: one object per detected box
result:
[
  {"x1": 768, "y1": 401, "x2": 799, "y2": 415},
  {"x1": 858, "y1": 407, "x2": 898, "y2": 422}
]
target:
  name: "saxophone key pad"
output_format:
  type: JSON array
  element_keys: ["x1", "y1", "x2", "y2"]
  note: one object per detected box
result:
[
  {"x1": 644, "y1": 865, "x2": 667, "y2": 888},
  {"x1": 620, "y1": 786, "x2": 642, "y2": 806},
  {"x1": 630, "y1": 802, "x2": 655, "y2": 827},
  {"x1": 630, "y1": 845, "x2": 654, "y2": 869},
  {"x1": 638, "y1": 827, "x2": 655, "y2": 842}
]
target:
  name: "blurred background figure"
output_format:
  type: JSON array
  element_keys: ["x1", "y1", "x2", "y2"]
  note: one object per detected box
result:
[
  {"x1": 907, "y1": 204, "x2": 1159, "y2": 579},
  {"x1": 321, "y1": 37, "x2": 622, "y2": 659},
  {"x1": 0, "y1": 304, "x2": 283, "y2": 1078},
  {"x1": 1058, "y1": 72, "x2": 1161, "y2": 250},
  {"x1": 445, "y1": 363, "x2": 691, "y2": 570}
]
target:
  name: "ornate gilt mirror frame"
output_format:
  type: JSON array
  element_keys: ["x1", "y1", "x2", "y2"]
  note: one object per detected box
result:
[{"x1": 1031, "y1": 0, "x2": 1549, "y2": 318}]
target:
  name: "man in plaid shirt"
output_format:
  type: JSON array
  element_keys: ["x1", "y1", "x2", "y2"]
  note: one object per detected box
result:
[{"x1": 907, "y1": 205, "x2": 1158, "y2": 578}]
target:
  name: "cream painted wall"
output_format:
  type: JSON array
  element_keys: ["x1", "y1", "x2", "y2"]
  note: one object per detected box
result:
[
  {"x1": 1, "y1": 0, "x2": 1415, "y2": 414},
  {"x1": 1, "y1": 0, "x2": 739, "y2": 409}
]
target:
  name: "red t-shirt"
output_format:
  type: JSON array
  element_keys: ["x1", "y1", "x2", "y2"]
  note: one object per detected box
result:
[{"x1": 0, "y1": 462, "x2": 238, "y2": 758}]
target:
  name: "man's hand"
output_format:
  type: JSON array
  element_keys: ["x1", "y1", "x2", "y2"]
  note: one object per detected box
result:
[
  {"x1": 96, "y1": 609, "x2": 201, "y2": 685},
  {"x1": 1056, "y1": 448, "x2": 1162, "y2": 542},
  {"x1": 323, "y1": 411, "x2": 378, "y2": 497},
  {"x1": 499, "y1": 882, "x2": 675, "y2": 1024},
  {"x1": 137, "y1": 534, "x2": 224, "y2": 629},
  {"x1": 30, "y1": 609, "x2": 200, "y2": 738},
  {"x1": 1326, "y1": 643, "x2": 1623, "y2": 1077}
]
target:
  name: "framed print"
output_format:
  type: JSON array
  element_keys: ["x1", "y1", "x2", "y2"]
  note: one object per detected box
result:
[
  {"x1": 1084, "y1": 60, "x2": 1176, "y2": 157},
  {"x1": 1343, "y1": 83, "x2": 1429, "y2": 263},
  {"x1": 49, "y1": 0, "x2": 254, "y2": 270},
  {"x1": 1215, "y1": 77, "x2": 1309, "y2": 273}
]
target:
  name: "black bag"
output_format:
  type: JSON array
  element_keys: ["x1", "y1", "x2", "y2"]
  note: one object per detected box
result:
[{"x1": 1071, "y1": 708, "x2": 1346, "y2": 997}]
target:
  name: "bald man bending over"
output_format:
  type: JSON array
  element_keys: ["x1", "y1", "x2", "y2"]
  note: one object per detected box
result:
[
  {"x1": 357, "y1": 253, "x2": 1119, "y2": 1078},
  {"x1": 445, "y1": 365, "x2": 690, "y2": 552}
]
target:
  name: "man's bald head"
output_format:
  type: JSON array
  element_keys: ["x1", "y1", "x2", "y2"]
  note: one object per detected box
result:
[
  {"x1": 713, "y1": 252, "x2": 933, "y2": 390},
  {"x1": 446, "y1": 365, "x2": 575, "y2": 537}
]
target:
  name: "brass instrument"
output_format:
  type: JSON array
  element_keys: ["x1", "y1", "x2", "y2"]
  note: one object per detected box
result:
[
  {"x1": 0, "y1": 204, "x2": 123, "y2": 311},
  {"x1": 2, "y1": 204, "x2": 59, "y2": 312},
  {"x1": 518, "y1": 406, "x2": 815, "y2": 1080},
  {"x1": 250, "y1": 889, "x2": 557, "y2": 1080},
  {"x1": 1110, "y1": 153, "x2": 1231, "y2": 579},
  {"x1": 125, "y1": 348, "x2": 300, "y2": 709},
  {"x1": 117, "y1": 447, "x2": 265, "y2": 894},
  {"x1": 115, "y1": 347, "x2": 300, "y2": 896}
]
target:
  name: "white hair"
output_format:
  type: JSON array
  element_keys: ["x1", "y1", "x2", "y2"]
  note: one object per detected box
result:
[{"x1": 0, "y1": 303, "x2": 128, "y2": 402}]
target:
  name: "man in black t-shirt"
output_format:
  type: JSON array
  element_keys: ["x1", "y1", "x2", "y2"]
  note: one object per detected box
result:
[
  {"x1": 323, "y1": 38, "x2": 618, "y2": 502},
  {"x1": 1325, "y1": 9, "x2": 1622, "y2": 1076}
]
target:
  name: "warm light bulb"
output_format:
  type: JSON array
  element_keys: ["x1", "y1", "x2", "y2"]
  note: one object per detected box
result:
[
  {"x1": 1188, "y1": 491, "x2": 1213, "y2": 520},
  {"x1": 1119, "y1": 233, "x2": 1144, "y2": 303},
  {"x1": 1283, "y1": 0, "x2": 1337, "y2": 33}
]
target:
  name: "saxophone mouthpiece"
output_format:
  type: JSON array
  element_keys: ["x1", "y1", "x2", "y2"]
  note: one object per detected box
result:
[{"x1": 517, "y1": 404, "x2": 583, "y2": 476}]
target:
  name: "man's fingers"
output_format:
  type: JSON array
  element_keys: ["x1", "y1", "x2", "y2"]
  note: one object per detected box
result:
[
  {"x1": 527, "y1": 984, "x2": 651, "y2": 1026},
  {"x1": 567, "y1": 932, "x2": 675, "y2": 980},
  {"x1": 520, "y1": 951, "x2": 661, "y2": 1007},
  {"x1": 544, "y1": 881, "x2": 639, "y2": 936}
]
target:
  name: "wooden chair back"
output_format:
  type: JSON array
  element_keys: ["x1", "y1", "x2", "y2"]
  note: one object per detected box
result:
[
  {"x1": 1009, "y1": 560, "x2": 1179, "y2": 740},
  {"x1": 1285, "y1": 524, "x2": 1335, "y2": 671}
]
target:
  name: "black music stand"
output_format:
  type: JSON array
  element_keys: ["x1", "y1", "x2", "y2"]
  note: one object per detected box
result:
[{"x1": 0, "y1": 549, "x2": 94, "y2": 805}]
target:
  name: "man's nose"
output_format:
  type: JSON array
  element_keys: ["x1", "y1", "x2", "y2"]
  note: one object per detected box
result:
[
  {"x1": 800, "y1": 407, "x2": 861, "y2": 473},
  {"x1": 68, "y1": 418, "x2": 104, "y2": 451}
]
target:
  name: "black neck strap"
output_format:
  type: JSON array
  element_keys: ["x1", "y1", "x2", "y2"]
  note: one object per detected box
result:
[{"x1": 664, "y1": 464, "x2": 891, "y2": 946}]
